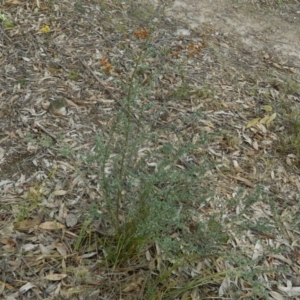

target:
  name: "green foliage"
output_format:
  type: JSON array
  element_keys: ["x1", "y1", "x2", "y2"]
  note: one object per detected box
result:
[
  {"x1": 101, "y1": 220, "x2": 147, "y2": 267},
  {"x1": 0, "y1": 13, "x2": 14, "y2": 28},
  {"x1": 15, "y1": 187, "x2": 42, "y2": 223},
  {"x1": 68, "y1": 69, "x2": 80, "y2": 81},
  {"x1": 172, "y1": 82, "x2": 191, "y2": 100},
  {"x1": 81, "y1": 128, "x2": 214, "y2": 262},
  {"x1": 64, "y1": 30, "x2": 221, "y2": 274},
  {"x1": 277, "y1": 104, "x2": 300, "y2": 158},
  {"x1": 39, "y1": 134, "x2": 54, "y2": 148},
  {"x1": 74, "y1": 1, "x2": 86, "y2": 13}
]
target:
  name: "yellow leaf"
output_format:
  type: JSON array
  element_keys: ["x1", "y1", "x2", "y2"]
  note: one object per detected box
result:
[
  {"x1": 246, "y1": 118, "x2": 260, "y2": 128},
  {"x1": 40, "y1": 25, "x2": 50, "y2": 33},
  {"x1": 266, "y1": 113, "x2": 276, "y2": 124},
  {"x1": 263, "y1": 105, "x2": 273, "y2": 112},
  {"x1": 259, "y1": 115, "x2": 270, "y2": 125}
]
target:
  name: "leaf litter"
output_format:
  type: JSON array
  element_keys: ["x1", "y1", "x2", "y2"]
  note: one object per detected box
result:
[{"x1": 0, "y1": 0, "x2": 300, "y2": 299}]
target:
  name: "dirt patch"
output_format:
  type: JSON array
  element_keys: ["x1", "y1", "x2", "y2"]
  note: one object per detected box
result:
[
  {"x1": 166, "y1": 0, "x2": 300, "y2": 66},
  {"x1": 0, "y1": 145, "x2": 39, "y2": 179}
]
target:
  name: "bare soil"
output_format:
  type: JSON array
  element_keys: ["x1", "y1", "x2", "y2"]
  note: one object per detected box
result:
[{"x1": 168, "y1": 0, "x2": 300, "y2": 63}]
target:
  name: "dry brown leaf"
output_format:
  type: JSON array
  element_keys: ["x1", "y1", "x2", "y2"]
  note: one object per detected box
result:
[
  {"x1": 122, "y1": 277, "x2": 143, "y2": 292},
  {"x1": 53, "y1": 242, "x2": 68, "y2": 256},
  {"x1": 272, "y1": 62, "x2": 283, "y2": 70},
  {"x1": 39, "y1": 244, "x2": 51, "y2": 255},
  {"x1": 65, "y1": 99, "x2": 79, "y2": 108},
  {"x1": 16, "y1": 215, "x2": 43, "y2": 230},
  {"x1": 0, "y1": 147, "x2": 5, "y2": 160},
  {"x1": 0, "y1": 237, "x2": 15, "y2": 248},
  {"x1": 19, "y1": 282, "x2": 36, "y2": 293},
  {"x1": 295, "y1": 179, "x2": 300, "y2": 192},
  {"x1": 0, "y1": 280, "x2": 14, "y2": 292},
  {"x1": 3, "y1": 0, "x2": 21, "y2": 6},
  {"x1": 228, "y1": 175, "x2": 254, "y2": 188}
]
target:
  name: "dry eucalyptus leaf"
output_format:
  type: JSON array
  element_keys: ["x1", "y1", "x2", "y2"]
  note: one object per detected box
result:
[
  {"x1": 19, "y1": 282, "x2": 36, "y2": 294},
  {"x1": 47, "y1": 99, "x2": 68, "y2": 116},
  {"x1": 44, "y1": 274, "x2": 67, "y2": 281},
  {"x1": 278, "y1": 280, "x2": 300, "y2": 297},
  {"x1": 53, "y1": 242, "x2": 68, "y2": 256},
  {"x1": 0, "y1": 147, "x2": 5, "y2": 160},
  {"x1": 122, "y1": 277, "x2": 143, "y2": 293},
  {"x1": 52, "y1": 190, "x2": 67, "y2": 196},
  {"x1": 252, "y1": 140, "x2": 259, "y2": 151},
  {"x1": 39, "y1": 221, "x2": 65, "y2": 230},
  {"x1": 17, "y1": 215, "x2": 43, "y2": 230},
  {"x1": 66, "y1": 213, "x2": 78, "y2": 227},
  {"x1": 39, "y1": 244, "x2": 51, "y2": 255}
]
